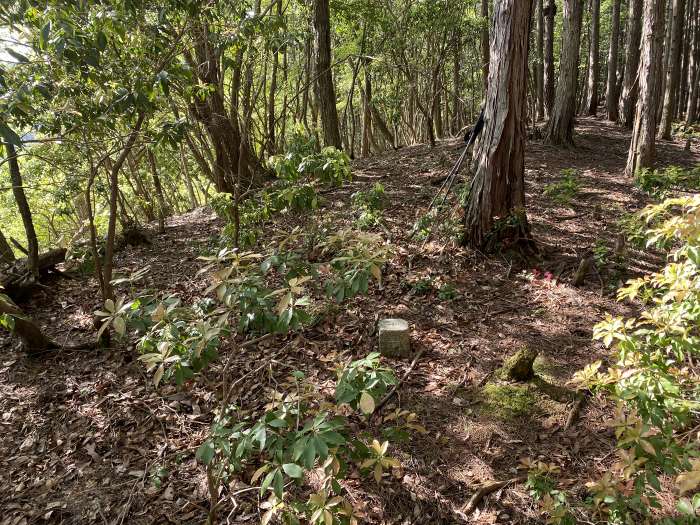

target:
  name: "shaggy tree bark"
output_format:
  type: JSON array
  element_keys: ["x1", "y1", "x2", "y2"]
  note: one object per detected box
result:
[
  {"x1": 658, "y1": 0, "x2": 686, "y2": 139},
  {"x1": 186, "y1": 24, "x2": 266, "y2": 193},
  {"x1": 535, "y1": 0, "x2": 545, "y2": 121},
  {"x1": 312, "y1": 0, "x2": 342, "y2": 149},
  {"x1": 618, "y1": 0, "x2": 643, "y2": 127},
  {"x1": 545, "y1": 0, "x2": 584, "y2": 145},
  {"x1": 626, "y1": 0, "x2": 667, "y2": 177},
  {"x1": 606, "y1": 0, "x2": 621, "y2": 121},
  {"x1": 481, "y1": 0, "x2": 490, "y2": 92},
  {"x1": 463, "y1": 0, "x2": 534, "y2": 251},
  {"x1": 584, "y1": 0, "x2": 601, "y2": 115},
  {"x1": 5, "y1": 143, "x2": 39, "y2": 276},
  {"x1": 543, "y1": 0, "x2": 556, "y2": 118}
]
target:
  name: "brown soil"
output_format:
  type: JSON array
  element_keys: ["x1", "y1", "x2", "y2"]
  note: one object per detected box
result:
[{"x1": 1, "y1": 117, "x2": 698, "y2": 525}]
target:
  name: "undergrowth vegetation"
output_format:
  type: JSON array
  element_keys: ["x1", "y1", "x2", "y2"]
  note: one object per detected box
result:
[{"x1": 524, "y1": 195, "x2": 700, "y2": 524}]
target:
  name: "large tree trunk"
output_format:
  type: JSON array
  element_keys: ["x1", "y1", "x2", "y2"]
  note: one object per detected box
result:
[
  {"x1": 312, "y1": 0, "x2": 342, "y2": 149},
  {"x1": 5, "y1": 143, "x2": 39, "y2": 277},
  {"x1": 463, "y1": 0, "x2": 534, "y2": 251},
  {"x1": 606, "y1": 0, "x2": 622, "y2": 121},
  {"x1": 544, "y1": 0, "x2": 584, "y2": 146},
  {"x1": 535, "y1": 0, "x2": 545, "y2": 121},
  {"x1": 618, "y1": 0, "x2": 644, "y2": 127},
  {"x1": 625, "y1": 0, "x2": 667, "y2": 177},
  {"x1": 687, "y1": 4, "x2": 700, "y2": 123},
  {"x1": 481, "y1": 0, "x2": 490, "y2": 92},
  {"x1": 584, "y1": 0, "x2": 601, "y2": 116},
  {"x1": 0, "y1": 230, "x2": 15, "y2": 265},
  {"x1": 186, "y1": 25, "x2": 266, "y2": 194},
  {"x1": 658, "y1": 0, "x2": 686, "y2": 139},
  {"x1": 543, "y1": 0, "x2": 556, "y2": 118}
]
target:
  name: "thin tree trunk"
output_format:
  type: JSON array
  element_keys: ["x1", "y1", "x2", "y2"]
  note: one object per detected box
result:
[
  {"x1": 606, "y1": 0, "x2": 621, "y2": 121},
  {"x1": 657, "y1": 0, "x2": 674, "y2": 121},
  {"x1": 103, "y1": 113, "x2": 145, "y2": 301},
  {"x1": 535, "y1": 0, "x2": 545, "y2": 121},
  {"x1": 147, "y1": 149, "x2": 167, "y2": 233},
  {"x1": 658, "y1": 0, "x2": 686, "y2": 139},
  {"x1": 687, "y1": 5, "x2": 700, "y2": 123},
  {"x1": 585, "y1": 0, "x2": 601, "y2": 115},
  {"x1": 618, "y1": 0, "x2": 643, "y2": 127},
  {"x1": 312, "y1": 0, "x2": 342, "y2": 149},
  {"x1": 626, "y1": 0, "x2": 666, "y2": 177},
  {"x1": 361, "y1": 61, "x2": 374, "y2": 157},
  {"x1": 452, "y1": 33, "x2": 462, "y2": 133},
  {"x1": 180, "y1": 144, "x2": 199, "y2": 209},
  {"x1": 481, "y1": 0, "x2": 490, "y2": 92},
  {"x1": 5, "y1": 143, "x2": 39, "y2": 276},
  {"x1": 543, "y1": 0, "x2": 556, "y2": 118},
  {"x1": 464, "y1": 0, "x2": 534, "y2": 251},
  {"x1": 545, "y1": 0, "x2": 584, "y2": 146}
]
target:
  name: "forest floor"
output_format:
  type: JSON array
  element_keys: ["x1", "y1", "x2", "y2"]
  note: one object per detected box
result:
[{"x1": 1, "y1": 117, "x2": 699, "y2": 525}]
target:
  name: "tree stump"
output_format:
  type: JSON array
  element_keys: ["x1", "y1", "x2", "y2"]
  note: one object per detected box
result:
[
  {"x1": 377, "y1": 318, "x2": 411, "y2": 358},
  {"x1": 499, "y1": 347, "x2": 538, "y2": 381}
]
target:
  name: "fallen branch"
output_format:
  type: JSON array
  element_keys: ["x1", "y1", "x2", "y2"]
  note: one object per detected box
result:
[
  {"x1": 375, "y1": 347, "x2": 427, "y2": 413},
  {"x1": 564, "y1": 391, "x2": 590, "y2": 430},
  {"x1": 462, "y1": 476, "x2": 526, "y2": 515}
]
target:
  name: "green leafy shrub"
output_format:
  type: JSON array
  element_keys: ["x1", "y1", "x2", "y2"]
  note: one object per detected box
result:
[
  {"x1": 335, "y1": 352, "x2": 397, "y2": 415},
  {"x1": 570, "y1": 195, "x2": 700, "y2": 522},
  {"x1": 104, "y1": 232, "x2": 389, "y2": 386},
  {"x1": 352, "y1": 182, "x2": 385, "y2": 211},
  {"x1": 196, "y1": 357, "x2": 409, "y2": 525},
  {"x1": 269, "y1": 128, "x2": 351, "y2": 187},
  {"x1": 352, "y1": 183, "x2": 385, "y2": 230},
  {"x1": 543, "y1": 168, "x2": 580, "y2": 206},
  {"x1": 321, "y1": 231, "x2": 388, "y2": 302},
  {"x1": 634, "y1": 165, "x2": 700, "y2": 198}
]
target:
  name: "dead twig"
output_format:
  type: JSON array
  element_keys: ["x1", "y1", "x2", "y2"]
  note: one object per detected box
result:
[
  {"x1": 564, "y1": 391, "x2": 590, "y2": 431},
  {"x1": 462, "y1": 476, "x2": 526, "y2": 515}
]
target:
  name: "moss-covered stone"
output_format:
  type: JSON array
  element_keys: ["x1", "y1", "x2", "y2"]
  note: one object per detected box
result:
[
  {"x1": 498, "y1": 347, "x2": 538, "y2": 381},
  {"x1": 479, "y1": 383, "x2": 538, "y2": 419}
]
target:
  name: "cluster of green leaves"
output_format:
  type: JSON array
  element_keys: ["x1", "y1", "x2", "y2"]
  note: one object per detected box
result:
[
  {"x1": 100, "y1": 230, "x2": 388, "y2": 386},
  {"x1": 543, "y1": 169, "x2": 581, "y2": 206},
  {"x1": 352, "y1": 182, "x2": 385, "y2": 230},
  {"x1": 634, "y1": 165, "x2": 700, "y2": 199},
  {"x1": 269, "y1": 128, "x2": 351, "y2": 187},
  {"x1": 568, "y1": 195, "x2": 700, "y2": 522},
  {"x1": 95, "y1": 293, "x2": 228, "y2": 386},
  {"x1": 335, "y1": 352, "x2": 396, "y2": 415},
  {"x1": 320, "y1": 230, "x2": 388, "y2": 302},
  {"x1": 520, "y1": 458, "x2": 575, "y2": 525},
  {"x1": 196, "y1": 355, "x2": 416, "y2": 525},
  {"x1": 211, "y1": 131, "x2": 352, "y2": 249}
]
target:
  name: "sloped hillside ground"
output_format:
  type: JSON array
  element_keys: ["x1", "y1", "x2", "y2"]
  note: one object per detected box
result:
[{"x1": 1, "y1": 117, "x2": 698, "y2": 524}]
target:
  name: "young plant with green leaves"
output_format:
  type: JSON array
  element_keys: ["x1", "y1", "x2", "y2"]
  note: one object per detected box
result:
[{"x1": 569, "y1": 195, "x2": 700, "y2": 522}]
